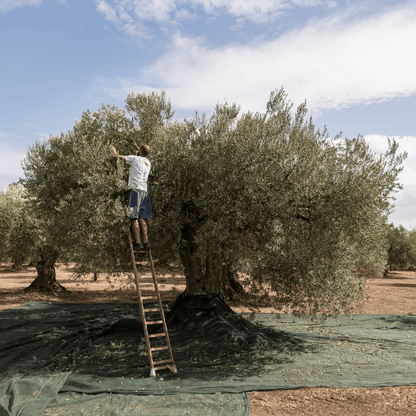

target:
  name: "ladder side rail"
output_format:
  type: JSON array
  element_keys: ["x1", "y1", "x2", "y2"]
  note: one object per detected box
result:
[
  {"x1": 148, "y1": 249, "x2": 176, "y2": 366},
  {"x1": 128, "y1": 226, "x2": 155, "y2": 371}
]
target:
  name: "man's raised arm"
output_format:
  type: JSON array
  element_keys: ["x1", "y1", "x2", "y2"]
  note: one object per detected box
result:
[{"x1": 109, "y1": 146, "x2": 126, "y2": 161}]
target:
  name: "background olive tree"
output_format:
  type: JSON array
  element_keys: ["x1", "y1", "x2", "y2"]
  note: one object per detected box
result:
[
  {"x1": 409, "y1": 228, "x2": 416, "y2": 270},
  {"x1": 386, "y1": 223, "x2": 416, "y2": 270},
  {"x1": 0, "y1": 184, "x2": 37, "y2": 269},
  {"x1": 22, "y1": 88, "x2": 407, "y2": 319}
]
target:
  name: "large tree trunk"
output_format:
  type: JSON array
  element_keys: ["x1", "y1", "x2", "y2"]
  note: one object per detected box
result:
[
  {"x1": 24, "y1": 246, "x2": 68, "y2": 293},
  {"x1": 178, "y1": 199, "x2": 246, "y2": 302},
  {"x1": 178, "y1": 202, "x2": 207, "y2": 296},
  {"x1": 204, "y1": 240, "x2": 246, "y2": 302}
]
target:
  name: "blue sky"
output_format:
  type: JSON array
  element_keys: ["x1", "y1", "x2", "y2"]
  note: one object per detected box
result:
[{"x1": 1, "y1": 0, "x2": 415, "y2": 229}]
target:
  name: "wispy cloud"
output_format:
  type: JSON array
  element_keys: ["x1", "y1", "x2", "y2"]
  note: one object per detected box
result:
[
  {"x1": 0, "y1": 0, "x2": 67, "y2": 14},
  {"x1": 0, "y1": 0, "x2": 42, "y2": 14},
  {"x1": 95, "y1": 0, "x2": 177, "y2": 37},
  {"x1": 0, "y1": 139, "x2": 27, "y2": 180},
  {"x1": 193, "y1": 0, "x2": 291, "y2": 24},
  {"x1": 94, "y1": 0, "x2": 338, "y2": 37},
  {"x1": 0, "y1": 131, "x2": 47, "y2": 189},
  {"x1": 91, "y1": 1, "x2": 416, "y2": 118},
  {"x1": 364, "y1": 134, "x2": 416, "y2": 230},
  {"x1": 95, "y1": 0, "x2": 157, "y2": 40}
]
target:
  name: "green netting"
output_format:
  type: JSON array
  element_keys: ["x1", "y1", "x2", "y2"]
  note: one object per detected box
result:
[
  {"x1": 41, "y1": 391, "x2": 247, "y2": 416},
  {"x1": 0, "y1": 294, "x2": 415, "y2": 416}
]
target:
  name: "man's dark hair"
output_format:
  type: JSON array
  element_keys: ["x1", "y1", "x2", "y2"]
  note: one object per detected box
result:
[{"x1": 138, "y1": 144, "x2": 151, "y2": 157}]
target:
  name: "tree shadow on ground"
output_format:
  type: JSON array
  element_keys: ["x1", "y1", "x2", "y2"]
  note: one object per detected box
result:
[
  {"x1": 60, "y1": 293, "x2": 315, "y2": 381},
  {"x1": 0, "y1": 294, "x2": 316, "y2": 383},
  {"x1": 386, "y1": 283, "x2": 416, "y2": 288}
]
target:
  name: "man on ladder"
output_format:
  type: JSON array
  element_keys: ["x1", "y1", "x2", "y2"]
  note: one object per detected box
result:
[
  {"x1": 110, "y1": 143, "x2": 152, "y2": 251},
  {"x1": 110, "y1": 142, "x2": 178, "y2": 377}
]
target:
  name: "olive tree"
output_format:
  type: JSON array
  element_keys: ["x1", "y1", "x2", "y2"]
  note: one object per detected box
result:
[
  {"x1": 21, "y1": 92, "x2": 175, "y2": 291},
  {"x1": 149, "y1": 90, "x2": 405, "y2": 318},
  {"x1": 0, "y1": 183, "x2": 37, "y2": 269},
  {"x1": 386, "y1": 223, "x2": 416, "y2": 270},
  {"x1": 22, "y1": 88, "x2": 406, "y2": 318},
  {"x1": 409, "y1": 228, "x2": 416, "y2": 270}
]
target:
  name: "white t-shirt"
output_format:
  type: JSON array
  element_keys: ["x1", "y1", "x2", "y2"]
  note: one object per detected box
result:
[{"x1": 125, "y1": 155, "x2": 151, "y2": 192}]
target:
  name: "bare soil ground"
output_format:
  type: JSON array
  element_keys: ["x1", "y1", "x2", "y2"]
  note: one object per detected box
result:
[{"x1": 1, "y1": 263, "x2": 415, "y2": 416}]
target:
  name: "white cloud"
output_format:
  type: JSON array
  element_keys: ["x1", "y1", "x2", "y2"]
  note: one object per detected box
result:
[
  {"x1": 175, "y1": 7, "x2": 195, "y2": 21},
  {"x1": 95, "y1": 0, "x2": 335, "y2": 35},
  {"x1": 87, "y1": 77, "x2": 160, "y2": 105},
  {"x1": 0, "y1": 0, "x2": 67, "y2": 14},
  {"x1": 230, "y1": 17, "x2": 244, "y2": 30},
  {"x1": 0, "y1": 0, "x2": 41, "y2": 14},
  {"x1": 364, "y1": 134, "x2": 416, "y2": 230},
  {"x1": 0, "y1": 142, "x2": 26, "y2": 184},
  {"x1": 132, "y1": 0, "x2": 177, "y2": 22},
  {"x1": 195, "y1": 0, "x2": 291, "y2": 23},
  {"x1": 96, "y1": 0, "x2": 177, "y2": 25},
  {"x1": 91, "y1": 2, "x2": 416, "y2": 119},
  {"x1": 0, "y1": 130, "x2": 49, "y2": 189},
  {"x1": 292, "y1": 0, "x2": 323, "y2": 6},
  {"x1": 95, "y1": 0, "x2": 173, "y2": 40},
  {"x1": 96, "y1": 0, "x2": 119, "y2": 23}
]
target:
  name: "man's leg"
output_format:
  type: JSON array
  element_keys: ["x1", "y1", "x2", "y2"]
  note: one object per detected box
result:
[
  {"x1": 131, "y1": 219, "x2": 141, "y2": 244},
  {"x1": 139, "y1": 218, "x2": 148, "y2": 243}
]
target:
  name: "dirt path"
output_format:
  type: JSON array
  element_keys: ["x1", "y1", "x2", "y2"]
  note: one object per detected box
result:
[{"x1": 1, "y1": 264, "x2": 415, "y2": 415}]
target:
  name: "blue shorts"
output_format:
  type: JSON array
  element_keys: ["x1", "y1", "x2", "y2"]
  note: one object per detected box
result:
[{"x1": 127, "y1": 189, "x2": 152, "y2": 220}]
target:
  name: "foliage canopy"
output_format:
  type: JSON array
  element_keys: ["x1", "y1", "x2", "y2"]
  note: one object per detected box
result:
[{"x1": 21, "y1": 88, "x2": 407, "y2": 318}]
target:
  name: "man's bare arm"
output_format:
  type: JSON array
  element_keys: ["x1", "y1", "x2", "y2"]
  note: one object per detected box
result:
[{"x1": 109, "y1": 146, "x2": 126, "y2": 161}]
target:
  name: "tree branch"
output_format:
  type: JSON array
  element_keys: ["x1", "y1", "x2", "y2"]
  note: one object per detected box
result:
[{"x1": 296, "y1": 214, "x2": 311, "y2": 222}]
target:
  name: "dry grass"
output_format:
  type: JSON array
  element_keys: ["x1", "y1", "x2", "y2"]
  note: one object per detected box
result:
[{"x1": 1, "y1": 263, "x2": 415, "y2": 316}]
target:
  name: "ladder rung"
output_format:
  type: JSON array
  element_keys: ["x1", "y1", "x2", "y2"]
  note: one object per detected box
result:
[
  {"x1": 153, "y1": 359, "x2": 172, "y2": 365},
  {"x1": 153, "y1": 365, "x2": 177, "y2": 373},
  {"x1": 148, "y1": 332, "x2": 166, "y2": 338},
  {"x1": 144, "y1": 309, "x2": 170, "y2": 313},
  {"x1": 151, "y1": 346, "x2": 169, "y2": 352},
  {"x1": 128, "y1": 228, "x2": 176, "y2": 378}
]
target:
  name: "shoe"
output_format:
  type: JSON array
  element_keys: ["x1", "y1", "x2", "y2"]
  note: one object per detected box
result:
[
  {"x1": 143, "y1": 242, "x2": 151, "y2": 250},
  {"x1": 133, "y1": 243, "x2": 144, "y2": 251}
]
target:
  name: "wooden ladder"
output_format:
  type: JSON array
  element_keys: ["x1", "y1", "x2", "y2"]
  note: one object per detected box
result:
[{"x1": 128, "y1": 227, "x2": 178, "y2": 377}]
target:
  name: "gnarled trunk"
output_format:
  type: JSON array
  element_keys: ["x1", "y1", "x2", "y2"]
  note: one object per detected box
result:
[
  {"x1": 178, "y1": 205, "x2": 207, "y2": 296},
  {"x1": 204, "y1": 240, "x2": 245, "y2": 302},
  {"x1": 178, "y1": 200, "x2": 246, "y2": 302},
  {"x1": 24, "y1": 246, "x2": 68, "y2": 293}
]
